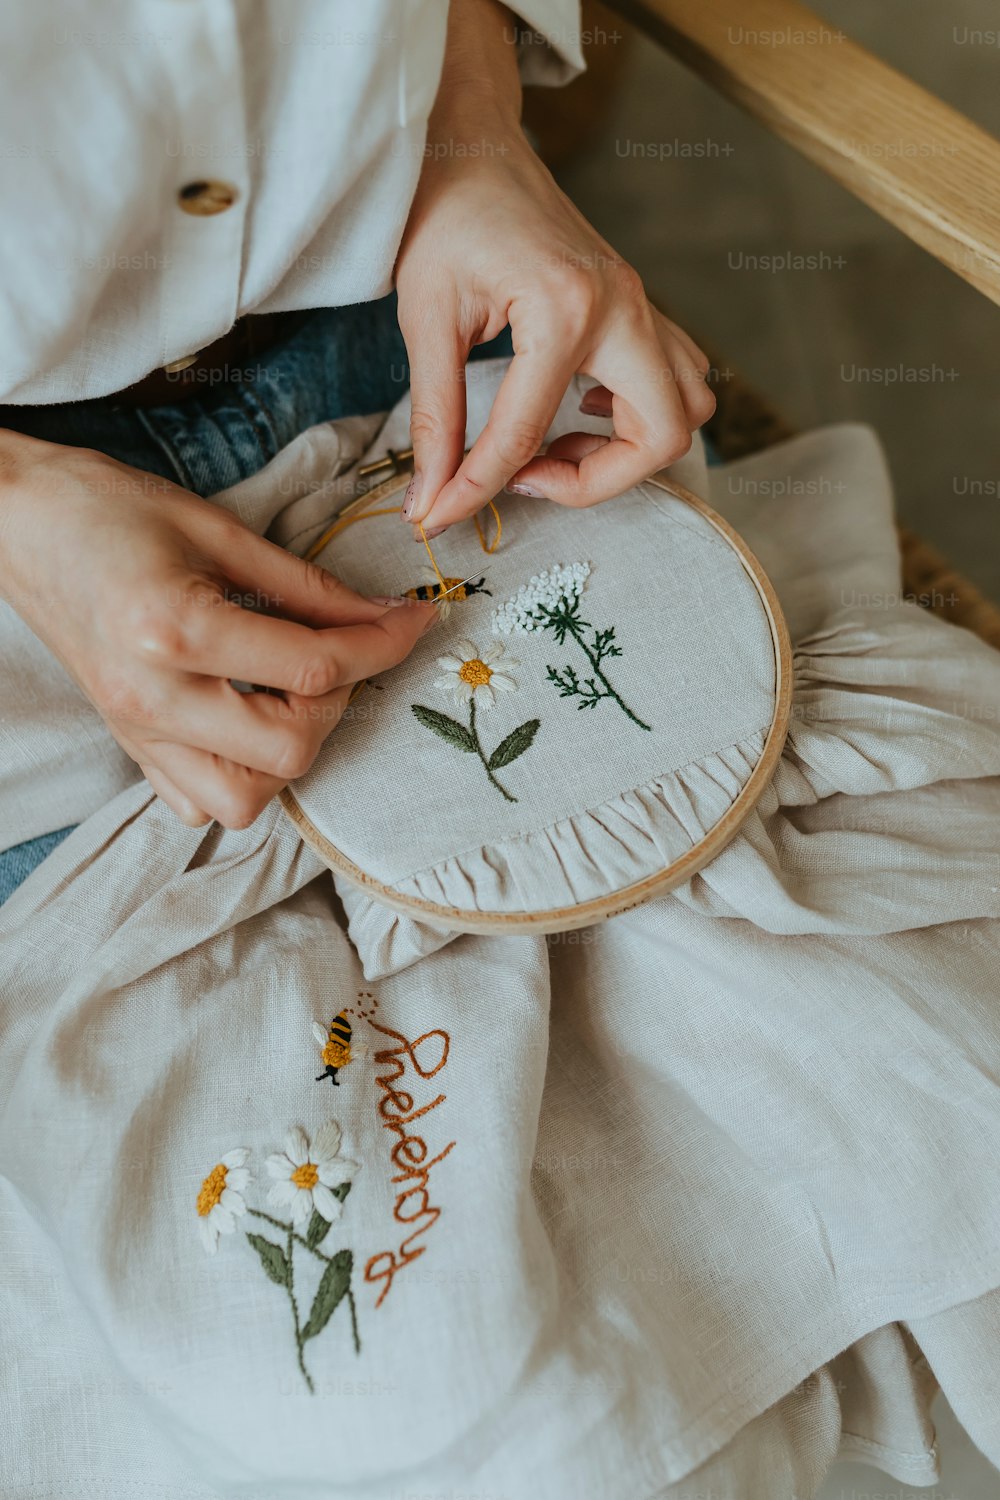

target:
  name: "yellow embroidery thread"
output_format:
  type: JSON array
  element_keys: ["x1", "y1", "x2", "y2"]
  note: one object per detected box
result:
[{"x1": 304, "y1": 482, "x2": 502, "y2": 592}]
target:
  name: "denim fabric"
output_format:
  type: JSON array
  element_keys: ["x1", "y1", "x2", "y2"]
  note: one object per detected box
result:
[
  {"x1": 0, "y1": 297, "x2": 512, "y2": 900},
  {"x1": 0, "y1": 827, "x2": 76, "y2": 907}
]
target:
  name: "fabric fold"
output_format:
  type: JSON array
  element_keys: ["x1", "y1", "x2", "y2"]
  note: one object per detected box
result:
[{"x1": 391, "y1": 731, "x2": 767, "y2": 917}]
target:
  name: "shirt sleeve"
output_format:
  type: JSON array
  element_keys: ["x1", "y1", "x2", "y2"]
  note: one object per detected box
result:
[{"x1": 504, "y1": 0, "x2": 587, "y2": 86}]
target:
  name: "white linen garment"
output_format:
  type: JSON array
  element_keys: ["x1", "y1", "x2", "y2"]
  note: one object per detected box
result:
[
  {"x1": 0, "y1": 0, "x2": 583, "y2": 404},
  {"x1": 3, "y1": 368, "x2": 1000, "y2": 1498}
]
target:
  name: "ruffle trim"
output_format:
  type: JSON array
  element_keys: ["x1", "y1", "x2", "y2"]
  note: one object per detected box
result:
[{"x1": 336, "y1": 732, "x2": 768, "y2": 978}]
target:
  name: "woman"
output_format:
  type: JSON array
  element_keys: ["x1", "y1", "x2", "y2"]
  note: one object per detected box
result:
[
  {"x1": 0, "y1": 0, "x2": 713, "y2": 892},
  {"x1": 8, "y1": 8, "x2": 1000, "y2": 1500}
]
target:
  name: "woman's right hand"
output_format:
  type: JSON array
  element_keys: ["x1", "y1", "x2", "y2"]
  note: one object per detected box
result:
[{"x1": 0, "y1": 434, "x2": 436, "y2": 828}]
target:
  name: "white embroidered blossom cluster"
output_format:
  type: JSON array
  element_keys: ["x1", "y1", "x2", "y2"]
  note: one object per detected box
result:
[{"x1": 491, "y1": 561, "x2": 591, "y2": 636}]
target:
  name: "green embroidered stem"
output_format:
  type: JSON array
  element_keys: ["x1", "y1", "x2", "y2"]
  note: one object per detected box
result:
[
  {"x1": 245, "y1": 1206, "x2": 359, "y2": 1392},
  {"x1": 468, "y1": 698, "x2": 517, "y2": 802},
  {"x1": 347, "y1": 1286, "x2": 361, "y2": 1356},
  {"x1": 286, "y1": 1226, "x2": 315, "y2": 1394},
  {"x1": 411, "y1": 701, "x2": 539, "y2": 803},
  {"x1": 533, "y1": 593, "x2": 651, "y2": 731},
  {"x1": 248, "y1": 1207, "x2": 332, "y2": 1260},
  {"x1": 564, "y1": 617, "x2": 651, "y2": 731}
]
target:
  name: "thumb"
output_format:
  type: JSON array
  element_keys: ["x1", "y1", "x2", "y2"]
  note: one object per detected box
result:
[{"x1": 402, "y1": 312, "x2": 469, "y2": 527}]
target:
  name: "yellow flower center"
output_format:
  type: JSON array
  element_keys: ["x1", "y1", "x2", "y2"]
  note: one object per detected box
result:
[
  {"x1": 459, "y1": 658, "x2": 492, "y2": 688},
  {"x1": 322, "y1": 1038, "x2": 351, "y2": 1068},
  {"x1": 196, "y1": 1163, "x2": 228, "y2": 1217},
  {"x1": 291, "y1": 1162, "x2": 320, "y2": 1190}
]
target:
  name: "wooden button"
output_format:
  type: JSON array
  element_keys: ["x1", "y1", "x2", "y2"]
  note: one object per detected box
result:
[
  {"x1": 177, "y1": 180, "x2": 238, "y2": 216},
  {"x1": 162, "y1": 352, "x2": 200, "y2": 373}
]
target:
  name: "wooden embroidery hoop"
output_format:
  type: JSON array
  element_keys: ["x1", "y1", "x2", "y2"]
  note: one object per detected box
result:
[{"x1": 280, "y1": 469, "x2": 793, "y2": 936}]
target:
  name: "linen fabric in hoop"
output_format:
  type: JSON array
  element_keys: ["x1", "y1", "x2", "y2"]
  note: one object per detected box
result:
[{"x1": 281, "y1": 472, "x2": 791, "y2": 935}]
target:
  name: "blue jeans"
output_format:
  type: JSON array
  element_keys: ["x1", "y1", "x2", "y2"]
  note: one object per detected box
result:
[{"x1": 0, "y1": 297, "x2": 512, "y2": 904}]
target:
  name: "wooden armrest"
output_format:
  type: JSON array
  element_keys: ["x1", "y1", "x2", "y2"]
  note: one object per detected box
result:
[{"x1": 603, "y1": 0, "x2": 1000, "y2": 306}]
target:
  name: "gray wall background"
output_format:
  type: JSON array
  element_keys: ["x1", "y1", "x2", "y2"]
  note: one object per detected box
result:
[{"x1": 557, "y1": 0, "x2": 1000, "y2": 600}]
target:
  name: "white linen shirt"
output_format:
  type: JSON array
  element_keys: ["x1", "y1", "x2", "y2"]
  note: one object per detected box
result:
[{"x1": 0, "y1": 0, "x2": 583, "y2": 404}]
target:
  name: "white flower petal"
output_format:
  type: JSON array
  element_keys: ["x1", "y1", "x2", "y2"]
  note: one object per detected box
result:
[
  {"x1": 210, "y1": 1206, "x2": 235, "y2": 1237},
  {"x1": 265, "y1": 1153, "x2": 294, "y2": 1180},
  {"x1": 433, "y1": 673, "x2": 460, "y2": 691},
  {"x1": 312, "y1": 1120, "x2": 343, "y2": 1161},
  {"x1": 436, "y1": 655, "x2": 465, "y2": 673},
  {"x1": 198, "y1": 1218, "x2": 219, "y2": 1255},
  {"x1": 473, "y1": 682, "x2": 496, "y2": 708},
  {"x1": 455, "y1": 680, "x2": 474, "y2": 704},
  {"x1": 490, "y1": 673, "x2": 517, "y2": 693},
  {"x1": 268, "y1": 1178, "x2": 298, "y2": 1210},
  {"x1": 221, "y1": 1149, "x2": 249, "y2": 1169},
  {"x1": 224, "y1": 1168, "x2": 250, "y2": 1194},
  {"x1": 219, "y1": 1187, "x2": 247, "y2": 1216},
  {"x1": 290, "y1": 1189, "x2": 314, "y2": 1227},
  {"x1": 285, "y1": 1126, "x2": 309, "y2": 1166},
  {"x1": 454, "y1": 639, "x2": 479, "y2": 662},
  {"x1": 312, "y1": 1184, "x2": 344, "y2": 1223},
  {"x1": 317, "y1": 1156, "x2": 359, "y2": 1188}
]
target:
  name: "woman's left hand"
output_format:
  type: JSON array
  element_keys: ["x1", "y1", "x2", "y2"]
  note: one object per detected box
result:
[{"x1": 394, "y1": 0, "x2": 715, "y2": 535}]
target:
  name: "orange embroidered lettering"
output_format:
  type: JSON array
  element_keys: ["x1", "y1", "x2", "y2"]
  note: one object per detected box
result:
[{"x1": 364, "y1": 1021, "x2": 455, "y2": 1307}]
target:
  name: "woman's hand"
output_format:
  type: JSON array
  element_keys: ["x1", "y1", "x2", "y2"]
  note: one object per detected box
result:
[
  {"x1": 0, "y1": 434, "x2": 435, "y2": 828},
  {"x1": 394, "y1": 0, "x2": 714, "y2": 535}
]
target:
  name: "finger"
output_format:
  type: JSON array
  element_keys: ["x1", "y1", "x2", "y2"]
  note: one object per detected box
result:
[
  {"x1": 651, "y1": 315, "x2": 716, "y2": 431},
  {"x1": 135, "y1": 594, "x2": 436, "y2": 696},
  {"x1": 151, "y1": 741, "x2": 287, "y2": 831},
  {"x1": 216, "y1": 527, "x2": 403, "y2": 629},
  {"x1": 654, "y1": 311, "x2": 711, "y2": 377},
  {"x1": 400, "y1": 303, "x2": 469, "y2": 526},
  {"x1": 421, "y1": 336, "x2": 580, "y2": 530},
  {"x1": 582, "y1": 333, "x2": 713, "y2": 434},
  {"x1": 139, "y1": 761, "x2": 211, "y2": 827},
  {"x1": 540, "y1": 431, "x2": 611, "y2": 465},
  {"x1": 507, "y1": 317, "x2": 695, "y2": 507},
  {"x1": 659, "y1": 334, "x2": 716, "y2": 432},
  {"x1": 135, "y1": 678, "x2": 352, "y2": 781}
]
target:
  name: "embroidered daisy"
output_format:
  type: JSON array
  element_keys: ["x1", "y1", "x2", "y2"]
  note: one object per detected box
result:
[
  {"x1": 433, "y1": 639, "x2": 519, "y2": 711},
  {"x1": 266, "y1": 1121, "x2": 360, "y2": 1227},
  {"x1": 195, "y1": 1149, "x2": 252, "y2": 1254}
]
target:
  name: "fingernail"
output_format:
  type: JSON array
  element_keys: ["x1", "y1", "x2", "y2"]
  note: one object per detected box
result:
[
  {"x1": 401, "y1": 474, "x2": 421, "y2": 521},
  {"x1": 579, "y1": 393, "x2": 609, "y2": 415},
  {"x1": 508, "y1": 483, "x2": 545, "y2": 499},
  {"x1": 414, "y1": 524, "x2": 448, "y2": 542},
  {"x1": 366, "y1": 595, "x2": 412, "y2": 607}
]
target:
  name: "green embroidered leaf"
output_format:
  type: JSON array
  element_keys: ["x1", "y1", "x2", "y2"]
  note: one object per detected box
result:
[
  {"x1": 411, "y1": 704, "x2": 477, "y2": 752},
  {"x1": 301, "y1": 1249, "x2": 353, "y2": 1341},
  {"x1": 246, "y1": 1233, "x2": 290, "y2": 1287},
  {"x1": 305, "y1": 1209, "x2": 330, "y2": 1248},
  {"x1": 487, "y1": 719, "x2": 540, "y2": 770},
  {"x1": 592, "y1": 626, "x2": 622, "y2": 663},
  {"x1": 547, "y1": 663, "x2": 581, "y2": 697},
  {"x1": 306, "y1": 1185, "x2": 352, "y2": 1248}
]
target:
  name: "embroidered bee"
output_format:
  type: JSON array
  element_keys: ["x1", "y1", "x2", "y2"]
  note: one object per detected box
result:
[
  {"x1": 312, "y1": 1012, "x2": 356, "y2": 1086},
  {"x1": 404, "y1": 575, "x2": 492, "y2": 620}
]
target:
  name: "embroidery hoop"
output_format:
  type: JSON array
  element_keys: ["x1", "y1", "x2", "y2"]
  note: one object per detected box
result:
[{"x1": 280, "y1": 468, "x2": 792, "y2": 935}]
